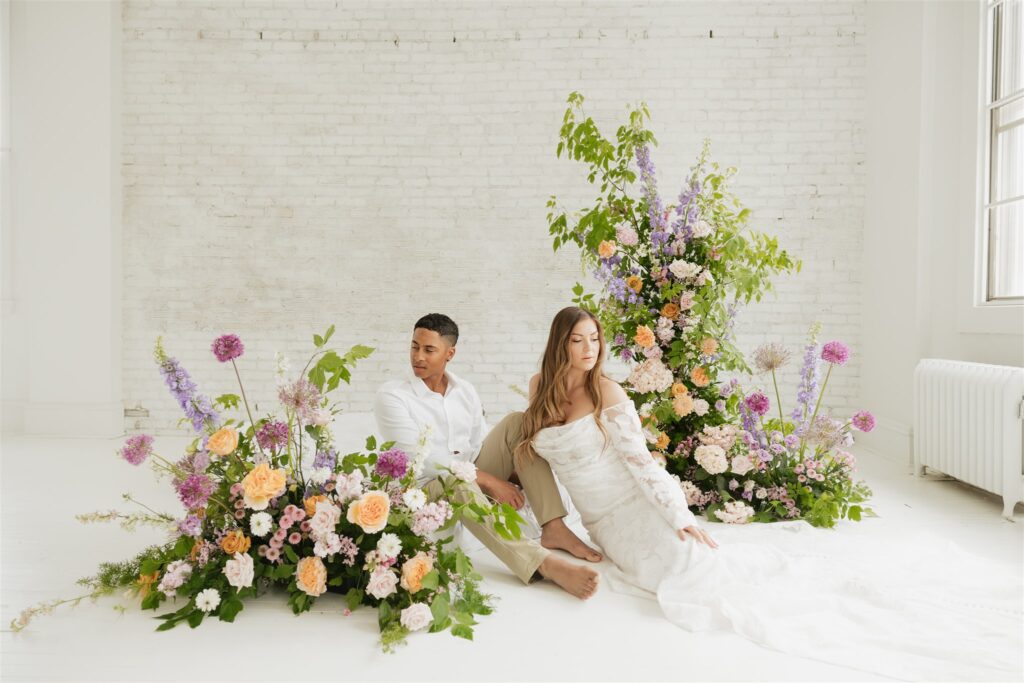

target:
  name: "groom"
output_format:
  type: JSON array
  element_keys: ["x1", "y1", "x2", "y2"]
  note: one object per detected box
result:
[{"x1": 373, "y1": 313, "x2": 600, "y2": 599}]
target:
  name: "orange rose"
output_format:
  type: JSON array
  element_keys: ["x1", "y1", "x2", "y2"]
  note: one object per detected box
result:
[
  {"x1": 673, "y1": 394, "x2": 694, "y2": 417},
  {"x1": 661, "y1": 302, "x2": 680, "y2": 319},
  {"x1": 241, "y1": 463, "x2": 287, "y2": 511},
  {"x1": 304, "y1": 495, "x2": 327, "y2": 517},
  {"x1": 207, "y1": 427, "x2": 239, "y2": 456},
  {"x1": 634, "y1": 325, "x2": 655, "y2": 348},
  {"x1": 625, "y1": 275, "x2": 643, "y2": 293},
  {"x1": 220, "y1": 530, "x2": 251, "y2": 555},
  {"x1": 295, "y1": 556, "x2": 327, "y2": 597},
  {"x1": 700, "y1": 338, "x2": 719, "y2": 356},
  {"x1": 597, "y1": 240, "x2": 616, "y2": 259},
  {"x1": 400, "y1": 552, "x2": 434, "y2": 593},
  {"x1": 346, "y1": 491, "x2": 391, "y2": 533},
  {"x1": 690, "y1": 366, "x2": 711, "y2": 387},
  {"x1": 671, "y1": 382, "x2": 688, "y2": 397},
  {"x1": 655, "y1": 432, "x2": 670, "y2": 450}
]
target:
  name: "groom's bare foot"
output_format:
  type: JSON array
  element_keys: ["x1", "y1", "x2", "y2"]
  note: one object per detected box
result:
[
  {"x1": 541, "y1": 518, "x2": 603, "y2": 562},
  {"x1": 538, "y1": 556, "x2": 600, "y2": 600}
]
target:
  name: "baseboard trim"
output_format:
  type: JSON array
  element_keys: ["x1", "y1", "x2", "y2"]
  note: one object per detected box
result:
[
  {"x1": 10, "y1": 401, "x2": 124, "y2": 438},
  {"x1": 853, "y1": 417, "x2": 913, "y2": 465}
]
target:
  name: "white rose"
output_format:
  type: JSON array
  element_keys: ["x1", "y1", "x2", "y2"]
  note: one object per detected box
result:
[
  {"x1": 365, "y1": 568, "x2": 398, "y2": 600},
  {"x1": 693, "y1": 399, "x2": 709, "y2": 416},
  {"x1": 249, "y1": 512, "x2": 272, "y2": 537},
  {"x1": 310, "y1": 407, "x2": 332, "y2": 427},
  {"x1": 669, "y1": 259, "x2": 701, "y2": 280},
  {"x1": 377, "y1": 532, "x2": 402, "y2": 560},
  {"x1": 400, "y1": 602, "x2": 433, "y2": 632},
  {"x1": 450, "y1": 460, "x2": 477, "y2": 483},
  {"x1": 402, "y1": 488, "x2": 426, "y2": 511},
  {"x1": 730, "y1": 454, "x2": 754, "y2": 476},
  {"x1": 223, "y1": 552, "x2": 254, "y2": 592},
  {"x1": 743, "y1": 479, "x2": 756, "y2": 492}
]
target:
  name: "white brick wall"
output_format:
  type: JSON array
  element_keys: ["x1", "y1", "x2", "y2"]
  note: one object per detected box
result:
[{"x1": 122, "y1": 0, "x2": 865, "y2": 433}]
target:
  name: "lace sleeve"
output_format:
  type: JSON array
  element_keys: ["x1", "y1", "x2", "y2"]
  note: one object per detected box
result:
[{"x1": 603, "y1": 401, "x2": 698, "y2": 531}]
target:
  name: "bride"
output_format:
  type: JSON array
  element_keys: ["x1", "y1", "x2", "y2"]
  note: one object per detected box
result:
[{"x1": 517, "y1": 306, "x2": 1022, "y2": 681}]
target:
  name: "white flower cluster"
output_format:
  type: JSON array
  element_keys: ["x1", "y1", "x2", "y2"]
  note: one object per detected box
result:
[
  {"x1": 627, "y1": 358, "x2": 674, "y2": 394},
  {"x1": 694, "y1": 444, "x2": 728, "y2": 475},
  {"x1": 714, "y1": 500, "x2": 755, "y2": 524}
]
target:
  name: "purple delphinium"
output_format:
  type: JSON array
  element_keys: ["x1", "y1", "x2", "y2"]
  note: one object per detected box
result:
[
  {"x1": 155, "y1": 340, "x2": 220, "y2": 433},
  {"x1": 120, "y1": 434, "x2": 153, "y2": 466},
  {"x1": 635, "y1": 145, "x2": 673, "y2": 254},
  {"x1": 256, "y1": 420, "x2": 289, "y2": 451},
  {"x1": 739, "y1": 402, "x2": 764, "y2": 448},
  {"x1": 744, "y1": 392, "x2": 770, "y2": 417},
  {"x1": 177, "y1": 514, "x2": 203, "y2": 537},
  {"x1": 791, "y1": 334, "x2": 821, "y2": 424},
  {"x1": 176, "y1": 473, "x2": 214, "y2": 510},
  {"x1": 374, "y1": 448, "x2": 409, "y2": 479},
  {"x1": 851, "y1": 410, "x2": 876, "y2": 433},
  {"x1": 313, "y1": 448, "x2": 338, "y2": 470},
  {"x1": 821, "y1": 340, "x2": 850, "y2": 366},
  {"x1": 211, "y1": 334, "x2": 245, "y2": 363}
]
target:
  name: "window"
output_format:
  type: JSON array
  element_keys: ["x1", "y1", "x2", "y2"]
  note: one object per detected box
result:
[{"x1": 983, "y1": 0, "x2": 1024, "y2": 302}]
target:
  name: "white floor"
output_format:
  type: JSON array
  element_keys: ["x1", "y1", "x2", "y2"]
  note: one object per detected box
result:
[{"x1": 2, "y1": 431, "x2": 1022, "y2": 683}]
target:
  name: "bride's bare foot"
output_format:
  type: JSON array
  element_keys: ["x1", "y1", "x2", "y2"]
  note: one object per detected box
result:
[
  {"x1": 541, "y1": 518, "x2": 603, "y2": 562},
  {"x1": 538, "y1": 556, "x2": 600, "y2": 600}
]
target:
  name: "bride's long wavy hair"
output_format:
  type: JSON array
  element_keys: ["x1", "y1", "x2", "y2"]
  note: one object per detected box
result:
[{"x1": 515, "y1": 306, "x2": 609, "y2": 462}]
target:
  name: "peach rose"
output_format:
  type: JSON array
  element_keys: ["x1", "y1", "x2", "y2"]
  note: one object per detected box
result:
[
  {"x1": 655, "y1": 432, "x2": 670, "y2": 451},
  {"x1": 241, "y1": 463, "x2": 287, "y2": 511},
  {"x1": 303, "y1": 495, "x2": 327, "y2": 518},
  {"x1": 346, "y1": 491, "x2": 391, "y2": 534},
  {"x1": 625, "y1": 275, "x2": 643, "y2": 293},
  {"x1": 295, "y1": 556, "x2": 327, "y2": 597},
  {"x1": 690, "y1": 366, "x2": 711, "y2": 388},
  {"x1": 206, "y1": 427, "x2": 239, "y2": 456},
  {"x1": 220, "y1": 530, "x2": 251, "y2": 555},
  {"x1": 137, "y1": 571, "x2": 159, "y2": 598},
  {"x1": 597, "y1": 240, "x2": 616, "y2": 259},
  {"x1": 634, "y1": 325, "x2": 655, "y2": 348},
  {"x1": 400, "y1": 552, "x2": 434, "y2": 593},
  {"x1": 700, "y1": 338, "x2": 719, "y2": 356},
  {"x1": 661, "y1": 302, "x2": 680, "y2": 319},
  {"x1": 671, "y1": 382, "x2": 688, "y2": 397},
  {"x1": 673, "y1": 394, "x2": 694, "y2": 417}
]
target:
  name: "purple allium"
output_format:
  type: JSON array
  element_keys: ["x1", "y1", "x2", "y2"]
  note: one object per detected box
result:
[
  {"x1": 744, "y1": 392, "x2": 771, "y2": 417},
  {"x1": 120, "y1": 434, "x2": 153, "y2": 466},
  {"x1": 155, "y1": 339, "x2": 220, "y2": 433},
  {"x1": 278, "y1": 377, "x2": 322, "y2": 424},
  {"x1": 852, "y1": 410, "x2": 876, "y2": 433},
  {"x1": 374, "y1": 448, "x2": 409, "y2": 479},
  {"x1": 176, "y1": 473, "x2": 214, "y2": 510},
  {"x1": 821, "y1": 340, "x2": 850, "y2": 366},
  {"x1": 177, "y1": 514, "x2": 202, "y2": 537},
  {"x1": 256, "y1": 420, "x2": 289, "y2": 451},
  {"x1": 211, "y1": 334, "x2": 245, "y2": 363}
]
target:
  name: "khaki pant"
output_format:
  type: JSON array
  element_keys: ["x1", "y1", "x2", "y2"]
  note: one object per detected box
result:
[
  {"x1": 475, "y1": 411, "x2": 567, "y2": 527},
  {"x1": 424, "y1": 476, "x2": 549, "y2": 584}
]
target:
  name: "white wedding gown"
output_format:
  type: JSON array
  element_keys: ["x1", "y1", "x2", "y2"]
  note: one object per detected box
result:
[{"x1": 532, "y1": 401, "x2": 1023, "y2": 682}]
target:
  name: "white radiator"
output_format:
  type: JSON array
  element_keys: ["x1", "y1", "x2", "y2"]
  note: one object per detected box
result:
[{"x1": 913, "y1": 359, "x2": 1024, "y2": 518}]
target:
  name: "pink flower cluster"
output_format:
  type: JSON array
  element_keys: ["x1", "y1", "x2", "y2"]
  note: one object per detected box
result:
[{"x1": 411, "y1": 501, "x2": 452, "y2": 537}]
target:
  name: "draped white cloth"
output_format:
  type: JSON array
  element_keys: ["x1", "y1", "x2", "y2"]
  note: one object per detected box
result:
[{"x1": 532, "y1": 401, "x2": 1024, "y2": 681}]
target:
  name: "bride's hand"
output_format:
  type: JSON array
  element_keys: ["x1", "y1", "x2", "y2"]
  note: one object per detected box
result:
[{"x1": 677, "y1": 525, "x2": 718, "y2": 549}]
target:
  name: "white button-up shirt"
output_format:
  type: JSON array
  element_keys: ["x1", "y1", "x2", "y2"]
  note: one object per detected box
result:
[{"x1": 373, "y1": 370, "x2": 486, "y2": 484}]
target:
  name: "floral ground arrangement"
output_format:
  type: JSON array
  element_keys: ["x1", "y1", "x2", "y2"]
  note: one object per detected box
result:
[
  {"x1": 12, "y1": 327, "x2": 522, "y2": 651},
  {"x1": 549, "y1": 93, "x2": 874, "y2": 527}
]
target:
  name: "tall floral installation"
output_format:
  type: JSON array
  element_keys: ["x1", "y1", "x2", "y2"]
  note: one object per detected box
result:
[
  {"x1": 13, "y1": 326, "x2": 523, "y2": 651},
  {"x1": 549, "y1": 92, "x2": 873, "y2": 527}
]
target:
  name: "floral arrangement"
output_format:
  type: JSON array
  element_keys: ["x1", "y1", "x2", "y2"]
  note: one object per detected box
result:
[
  {"x1": 675, "y1": 324, "x2": 875, "y2": 528},
  {"x1": 548, "y1": 92, "x2": 869, "y2": 527},
  {"x1": 12, "y1": 326, "x2": 522, "y2": 650}
]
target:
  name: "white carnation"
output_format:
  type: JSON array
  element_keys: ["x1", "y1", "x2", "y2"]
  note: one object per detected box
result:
[
  {"x1": 195, "y1": 588, "x2": 221, "y2": 613},
  {"x1": 400, "y1": 602, "x2": 433, "y2": 632},
  {"x1": 450, "y1": 460, "x2": 477, "y2": 483},
  {"x1": 402, "y1": 488, "x2": 426, "y2": 511},
  {"x1": 694, "y1": 444, "x2": 729, "y2": 475},
  {"x1": 714, "y1": 500, "x2": 755, "y2": 524},
  {"x1": 249, "y1": 512, "x2": 272, "y2": 537},
  {"x1": 334, "y1": 470, "x2": 364, "y2": 503},
  {"x1": 377, "y1": 532, "x2": 402, "y2": 560}
]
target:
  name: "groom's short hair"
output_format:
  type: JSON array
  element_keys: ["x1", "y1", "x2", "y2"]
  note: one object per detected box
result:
[{"x1": 414, "y1": 313, "x2": 459, "y2": 346}]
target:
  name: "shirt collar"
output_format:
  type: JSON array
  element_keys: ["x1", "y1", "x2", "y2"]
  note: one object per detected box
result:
[{"x1": 409, "y1": 369, "x2": 459, "y2": 398}]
